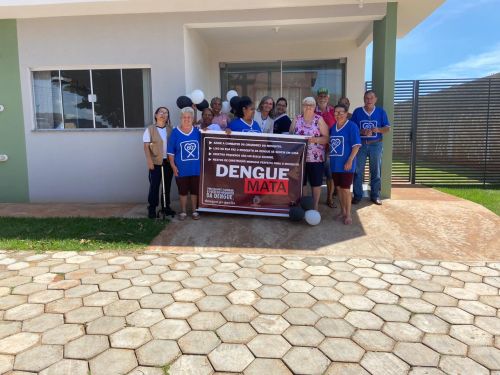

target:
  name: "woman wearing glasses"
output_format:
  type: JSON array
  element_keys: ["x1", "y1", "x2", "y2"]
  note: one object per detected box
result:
[
  {"x1": 329, "y1": 104, "x2": 361, "y2": 225},
  {"x1": 290, "y1": 97, "x2": 329, "y2": 211},
  {"x1": 143, "y1": 107, "x2": 175, "y2": 219}
]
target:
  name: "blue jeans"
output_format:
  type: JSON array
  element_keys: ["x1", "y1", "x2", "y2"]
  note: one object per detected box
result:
[{"x1": 353, "y1": 141, "x2": 383, "y2": 200}]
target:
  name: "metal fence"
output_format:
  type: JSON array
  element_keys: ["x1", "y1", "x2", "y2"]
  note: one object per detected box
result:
[{"x1": 367, "y1": 77, "x2": 500, "y2": 186}]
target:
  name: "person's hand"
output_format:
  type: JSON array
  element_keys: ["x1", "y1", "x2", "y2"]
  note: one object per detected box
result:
[
  {"x1": 225, "y1": 128, "x2": 232, "y2": 135},
  {"x1": 344, "y1": 160, "x2": 353, "y2": 171},
  {"x1": 172, "y1": 165, "x2": 179, "y2": 177},
  {"x1": 307, "y1": 137, "x2": 317, "y2": 144},
  {"x1": 147, "y1": 160, "x2": 154, "y2": 171}
]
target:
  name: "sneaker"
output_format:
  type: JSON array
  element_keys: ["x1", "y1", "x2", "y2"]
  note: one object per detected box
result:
[
  {"x1": 165, "y1": 206, "x2": 176, "y2": 216},
  {"x1": 178, "y1": 212, "x2": 187, "y2": 221},
  {"x1": 147, "y1": 208, "x2": 156, "y2": 219},
  {"x1": 192, "y1": 211, "x2": 200, "y2": 220},
  {"x1": 371, "y1": 198, "x2": 382, "y2": 205}
]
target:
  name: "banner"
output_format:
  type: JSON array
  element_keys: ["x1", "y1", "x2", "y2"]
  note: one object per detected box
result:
[{"x1": 198, "y1": 132, "x2": 307, "y2": 217}]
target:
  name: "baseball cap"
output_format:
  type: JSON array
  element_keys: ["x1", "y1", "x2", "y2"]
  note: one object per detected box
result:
[{"x1": 317, "y1": 87, "x2": 329, "y2": 96}]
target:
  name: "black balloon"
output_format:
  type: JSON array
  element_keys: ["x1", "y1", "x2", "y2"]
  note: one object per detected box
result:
[
  {"x1": 289, "y1": 206, "x2": 305, "y2": 222},
  {"x1": 229, "y1": 95, "x2": 241, "y2": 110},
  {"x1": 300, "y1": 196, "x2": 314, "y2": 211},
  {"x1": 176, "y1": 96, "x2": 193, "y2": 109},
  {"x1": 196, "y1": 99, "x2": 209, "y2": 111}
]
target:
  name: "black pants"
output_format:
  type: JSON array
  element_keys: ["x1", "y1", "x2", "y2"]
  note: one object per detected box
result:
[{"x1": 148, "y1": 160, "x2": 174, "y2": 210}]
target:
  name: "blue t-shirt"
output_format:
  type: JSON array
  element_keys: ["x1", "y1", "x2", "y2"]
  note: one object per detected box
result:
[
  {"x1": 329, "y1": 120, "x2": 361, "y2": 173},
  {"x1": 167, "y1": 127, "x2": 201, "y2": 177},
  {"x1": 351, "y1": 106, "x2": 390, "y2": 141},
  {"x1": 228, "y1": 118, "x2": 262, "y2": 133}
]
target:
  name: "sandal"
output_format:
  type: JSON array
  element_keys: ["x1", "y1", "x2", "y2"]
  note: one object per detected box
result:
[
  {"x1": 178, "y1": 212, "x2": 187, "y2": 221},
  {"x1": 192, "y1": 211, "x2": 200, "y2": 220},
  {"x1": 326, "y1": 197, "x2": 336, "y2": 208},
  {"x1": 344, "y1": 217, "x2": 353, "y2": 225}
]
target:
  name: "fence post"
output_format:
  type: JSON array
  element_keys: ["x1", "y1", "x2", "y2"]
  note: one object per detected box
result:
[{"x1": 409, "y1": 80, "x2": 419, "y2": 184}]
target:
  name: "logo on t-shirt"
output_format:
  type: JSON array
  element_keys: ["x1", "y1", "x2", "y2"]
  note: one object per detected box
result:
[
  {"x1": 360, "y1": 120, "x2": 378, "y2": 138},
  {"x1": 241, "y1": 129, "x2": 259, "y2": 133},
  {"x1": 330, "y1": 136, "x2": 344, "y2": 157},
  {"x1": 181, "y1": 140, "x2": 199, "y2": 161}
]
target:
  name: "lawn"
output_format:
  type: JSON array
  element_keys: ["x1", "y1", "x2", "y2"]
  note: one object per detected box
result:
[
  {"x1": 0, "y1": 217, "x2": 167, "y2": 251},
  {"x1": 434, "y1": 187, "x2": 500, "y2": 216}
]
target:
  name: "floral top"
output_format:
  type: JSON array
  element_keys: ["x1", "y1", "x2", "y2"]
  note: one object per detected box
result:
[{"x1": 294, "y1": 114, "x2": 325, "y2": 163}]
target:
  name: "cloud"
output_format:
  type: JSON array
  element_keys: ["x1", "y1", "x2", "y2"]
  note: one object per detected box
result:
[
  {"x1": 419, "y1": 44, "x2": 500, "y2": 79},
  {"x1": 425, "y1": 0, "x2": 498, "y2": 31}
]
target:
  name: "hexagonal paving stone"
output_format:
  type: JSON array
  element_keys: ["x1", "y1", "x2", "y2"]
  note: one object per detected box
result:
[
  {"x1": 251, "y1": 315, "x2": 290, "y2": 334},
  {"x1": 283, "y1": 347, "x2": 330, "y2": 375},
  {"x1": 468, "y1": 346, "x2": 500, "y2": 370},
  {"x1": 422, "y1": 292, "x2": 458, "y2": 307},
  {"x1": 22, "y1": 313, "x2": 64, "y2": 333},
  {"x1": 13, "y1": 345, "x2": 63, "y2": 373},
  {"x1": 282, "y1": 280, "x2": 313, "y2": 293},
  {"x1": 458, "y1": 300, "x2": 497, "y2": 316},
  {"x1": 335, "y1": 282, "x2": 367, "y2": 295},
  {"x1": 202, "y1": 283, "x2": 233, "y2": 296},
  {"x1": 365, "y1": 290, "x2": 399, "y2": 305},
  {"x1": 383, "y1": 322, "x2": 424, "y2": 342},
  {"x1": 449, "y1": 325, "x2": 493, "y2": 346},
  {"x1": 4, "y1": 303, "x2": 44, "y2": 321},
  {"x1": 373, "y1": 304, "x2": 411, "y2": 322},
  {"x1": 150, "y1": 319, "x2": 190, "y2": 340},
  {"x1": 187, "y1": 311, "x2": 226, "y2": 331},
  {"x1": 65, "y1": 335, "x2": 109, "y2": 359},
  {"x1": 173, "y1": 288, "x2": 205, "y2": 302},
  {"x1": 188, "y1": 267, "x2": 215, "y2": 277},
  {"x1": 208, "y1": 343, "x2": 254, "y2": 372},
  {"x1": 181, "y1": 277, "x2": 210, "y2": 289},
  {"x1": 307, "y1": 275, "x2": 336, "y2": 286},
  {"x1": 216, "y1": 322, "x2": 256, "y2": 344},
  {"x1": 28, "y1": 290, "x2": 64, "y2": 304},
  {"x1": 99, "y1": 278, "x2": 132, "y2": 292},
  {"x1": 131, "y1": 275, "x2": 161, "y2": 287},
  {"x1": 282, "y1": 269, "x2": 310, "y2": 281},
  {"x1": 247, "y1": 334, "x2": 291, "y2": 358},
  {"x1": 345, "y1": 311, "x2": 384, "y2": 330},
  {"x1": 118, "y1": 286, "x2": 152, "y2": 300},
  {"x1": 325, "y1": 363, "x2": 370, "y2": 375},
  {"x1": 42, "y1": 324, "x2": 85, "y2": 345},
  {"x1": 90, "y1": 348, "x2": 138, "y2": 375},
  {"x1": 178, "y1": 330, "x2": 220, "y2": 354},
  {"x1": 208, "y1": 272, "x2": 237, "y2": 283},
  {"x1": 352, "y1": 330, "x2": 395, "y2": 352},
  {"x1": 439, "y1": 355, "x2": 489, "y2": 375},
  {"x1": 139, "y1": 293, "x2": 174, "y2": 309},
  {"x1": 315, "y1": 317, "x2": 355, "y2": 338},
  {"x1": 422, "y1": 334, "x2": 467, "y2": 356},
  {"x1": 0, "y1": 321, "x2": 21, "y2": 340},
  {"x1": 283, "y1": 307, "x2": 320, "y2": 325},
  {"x1": 282, "y1": 293, "x2": 316, "y2": 308},
  {"x1": 83, "y1": 291, "x2": 118, "y2": 306},
  {"x1": 39, "y1": 359, "x2": 88, "y2": 375},
  {"x1": 309, "y1": 286, "x2": 341, "y2": 301},
  {"x1": 196, "y1": 296, "x2": 231, "y2": 312},
  {"x1": 254, "y1": 299, "x2": 288, "y2": 314},
  {"x1": 399, "y1": 298, "x2": 435, "y2": 314},
  {"x1": 65, "y1": 306, "x2": 102, "y2": 323},
  {"x1": 227, "y1": 290, "x2": 259, "y2": 305},
  {"x1": 0, "y1": 295, "x2": 28, "y2": 310},
  {"x1": 86, "y1": 316, "x2": 126, "y2": 335},
  {"x1": 163, "y1": 302, "x2": 198, "y2": 318},
  {"x1": 65, "y1": 285, "x2": 99, "y2": 298},
  {"x1": 126, "y1": 309, "x2": 164, "y2": 327},
  {"x1": 434, "y1": 306, "x2": 474, "y2": 324},
  {"x1": 231, "y1": 278, "x2": 262, "y2": 290},
  {"x1": 410, "y1": 314, "x2": 449, "y2": 334},
  {"x1": 475, "y1": 316, "x2": 500, "y2": 335},
  {"x1": 222, "y1": 305, "x2": 258, "y2": 322},
  {"x1": 319, "y1": 338, "x2": 365, "y2": 362},
  {"x1": 110, "y1": 327, "x2": 152, "y2": 349},
  {"x1": 256, "y1": 285, "x2": 287, "y2": 299},
  {"x1": 258, "y1": 273, "x2": 288, "y2": 285},
  {"x1": 393, "y1": 342, "x2": 440, "y2": 367},
  {"x1": 244, "y1": 358, "x2": 292, "y2": 375},
  {"x1": 360, "y1": 352, "x2": 410, "y2": 375},
  {"x1": 169, "y1": 355, "x2": 213, "y2": 375},
  {"x1": 0, "y1": 332, "x2": 39, "y2": 355},
  {"x1": 283, "y1": 326, "x2": 325, "y2": 346},
  {"x1": 312, "y1": 301, "x2": 348, "y2": 318},
  {"x1": 136, "y1": 339, "x2": 181, "y2": 366}
]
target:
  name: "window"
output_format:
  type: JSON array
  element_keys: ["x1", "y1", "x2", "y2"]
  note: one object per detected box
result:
[
  {"x1": 220, "y1": 59, "x2": 346, "y2": 117},
  {"x1": 33, "y1": 68, "x2": 152, "y2": 129}
]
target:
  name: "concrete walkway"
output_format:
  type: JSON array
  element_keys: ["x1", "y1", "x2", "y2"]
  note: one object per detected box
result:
[{"x1": 0, "y1": 250, "x2": 499, "y2": 375}]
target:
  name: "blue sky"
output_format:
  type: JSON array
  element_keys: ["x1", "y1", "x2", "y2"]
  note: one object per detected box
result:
[{"x1": 366, "y1": 0, "x2": 500, "y2": 80}]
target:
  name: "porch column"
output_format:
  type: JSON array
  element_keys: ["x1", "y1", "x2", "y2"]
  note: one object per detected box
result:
[
  {"x1": 0, "y1": 19, "x2": 29, "y2": 202},
  {"x1": 372, "y1": 2, "x2": 397, "y2": 198}
]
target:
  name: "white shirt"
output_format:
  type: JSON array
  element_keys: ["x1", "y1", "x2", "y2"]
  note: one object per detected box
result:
[
  {"x1": 254, "y1": 111, "x2": 274, "y2": 134},
  {"x1": 143, "y1": 126, "x2": 167, "y2": 159}
]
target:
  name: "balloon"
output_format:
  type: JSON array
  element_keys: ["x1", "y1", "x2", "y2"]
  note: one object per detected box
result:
[
  {"x1": 300, "y1": 196, "x2": 314, "y2": 211},
  {"x1": 289, "y1": 206, "x2": 305, "y2": 222},
  {"x1": 176, "y1": 95, "x2": 193, "y2": 109},
  {"x1": 226, "y1": 90, "x2": 238, "y2": 102},
  {"x1": 221, "y1": 101, "x2": 231, "y2": 114},
  {"x1": 229, "y1": 96, "x2": 240, "y2": 111},
  {"x1": 196, "y1": 99, "x2": 209, "y2": 111},
  {"x1": 190, "y1": 89, "x2": 205, "y2": 105},
  {"x1": 305, "y1": 210, "x2": 321, "y2": 226}
]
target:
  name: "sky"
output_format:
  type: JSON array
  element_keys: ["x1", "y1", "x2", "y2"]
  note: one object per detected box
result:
[{"x1": 365, "y1": 0, "x2": 500, "y2": 80}]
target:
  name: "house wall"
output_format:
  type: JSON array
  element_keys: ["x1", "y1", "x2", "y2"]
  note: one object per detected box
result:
[{"x1": 16, "y1": 12, "x2": 368, "y2": 203}]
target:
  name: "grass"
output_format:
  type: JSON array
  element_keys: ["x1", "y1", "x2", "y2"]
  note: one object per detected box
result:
[
  {"x1": 434, "y1": 187, "x2": 500, "y2": 216},
  {"x1": 0, "y1": 217, "x2": 167, "y2": 251}
]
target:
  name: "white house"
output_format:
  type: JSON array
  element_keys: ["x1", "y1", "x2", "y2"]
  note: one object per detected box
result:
[{"x1": 0, "y1": 0, "x2": 443, "y2": 203}]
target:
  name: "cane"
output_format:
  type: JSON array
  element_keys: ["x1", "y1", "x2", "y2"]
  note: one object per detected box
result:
[{"x1": 160, "y1": 164, "x2": 167, "y2": 220}]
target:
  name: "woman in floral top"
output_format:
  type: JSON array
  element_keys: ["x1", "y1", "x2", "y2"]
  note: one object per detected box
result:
[{"x1": 290, "y1": 97, "x2": 329, "y2": 211}]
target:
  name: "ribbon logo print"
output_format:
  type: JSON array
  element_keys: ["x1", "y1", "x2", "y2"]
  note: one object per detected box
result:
[
  {"x1": 183, "y1": 142, "x2": 197, "y2": 158},
  {"x1": 331, "y1": 138, "x2": 342, "y2": 153}
]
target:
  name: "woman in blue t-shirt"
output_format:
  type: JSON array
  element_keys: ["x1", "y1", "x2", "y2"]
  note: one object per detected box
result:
[
  {"x1": 227, "y1": 97, "x2": 262, "y2": 133},
  {"x1": 167, "y1": 107, "x2": 201, "y2": 221},
  {"x1": 329, "y1": 104, "x2": 361, "y2": 225}
]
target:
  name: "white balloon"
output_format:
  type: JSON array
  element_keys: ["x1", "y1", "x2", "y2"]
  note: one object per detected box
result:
[
  {"x1": 226, "y1": 90, "x2": 238, "y2": 102},
  {"x1": 305, "y1": 210, "x2": 321, "y2": 226},
  {"x1": 221, "y1": 101, "x2": 231, "y2": 114},
  {"x1": 190, "y1": 89, "x2": 205, "y2": 105}
]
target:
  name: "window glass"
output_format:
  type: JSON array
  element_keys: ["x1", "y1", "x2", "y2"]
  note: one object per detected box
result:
[
  {"x1": 33, "y1": 70, "x2": 63, "y2": 129},
  {"x1": 92, "y1": 69, "x2": 124, "y2": 128},
  {"x1": 123, "y1": 69, "x2": 152, "y2": 127},
  {"x1": 60, "y1": 70, "x2": 94, "y2": 129}
]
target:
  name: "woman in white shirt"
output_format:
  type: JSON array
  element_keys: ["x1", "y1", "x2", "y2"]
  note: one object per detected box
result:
[{"x1": 254, "y1": 96, "x2": 275, "y2": 133}]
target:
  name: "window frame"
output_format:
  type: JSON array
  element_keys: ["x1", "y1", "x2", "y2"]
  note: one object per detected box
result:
[{"x1": 30, "y1": 65, "x2": 153, "y2": 131}]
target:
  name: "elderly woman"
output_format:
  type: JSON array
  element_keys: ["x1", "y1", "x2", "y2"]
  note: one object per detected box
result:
[
  {"x1": 199, "y1": 108, "x2": 222, "y2": 131},
  {"x1": 167, "y1": 107, "x2": 201, "y2": 220},
  {"x1": 290, "y1": 97, "x2": 329, "y2": 211},
  {"x1": 254, "y1": 96, "x2": 275, "y2": 133},
  {"x1": 329, "y1": 104, "x2": 361, "y2": 225},
  {"x1": 143, "y1": 107, "x2": 175, "y2": 219},
  {"x1": 210, "y1": 97, "x2": 230, "y2": 130},
  {"x1": 228, "y1": 97, "x2": 262, "y2": 133}
]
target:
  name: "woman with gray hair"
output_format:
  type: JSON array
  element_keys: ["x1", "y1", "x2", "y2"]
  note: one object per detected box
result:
[
  {"x1": 254, "y1": 96, "x2": 275, "y2": 133},
  {"x1": 167, "y1": 107, "x2": 202, "y2": 220},
  {"x1": 290, "y1": 97, "x2": 329, "y2": 211}
]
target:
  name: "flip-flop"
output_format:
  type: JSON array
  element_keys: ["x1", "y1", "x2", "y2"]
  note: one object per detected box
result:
[
  {"x1": 326, "y1": 197, "x2": 335, "y2": 208},
  {"x1": 178, "y1": 212, "x2": 187, "y2": 221},
  {"x1": 192, "y1": 212, "x2": 200, "y2": 220}
]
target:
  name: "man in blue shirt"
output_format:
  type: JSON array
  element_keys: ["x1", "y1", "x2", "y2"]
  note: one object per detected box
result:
[{"x1": 350, "y1": 90, "x2": 391, "y2": 205}]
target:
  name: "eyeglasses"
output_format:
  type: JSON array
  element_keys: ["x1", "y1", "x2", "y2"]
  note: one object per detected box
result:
[
  {"x1": 302, "y1": 104, "x2": 315, "y2": 107},
  {"x1": 334, "y1": 111, "x2": 346, "y2": 115},
  {"x1": 157, "y1": 111, "x2": 168, "y2": 115}
]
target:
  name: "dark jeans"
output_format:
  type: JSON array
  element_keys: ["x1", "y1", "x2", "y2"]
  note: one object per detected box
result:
[{"x1": 148, "y1": 160, "x2": 174, "y2": 210}]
